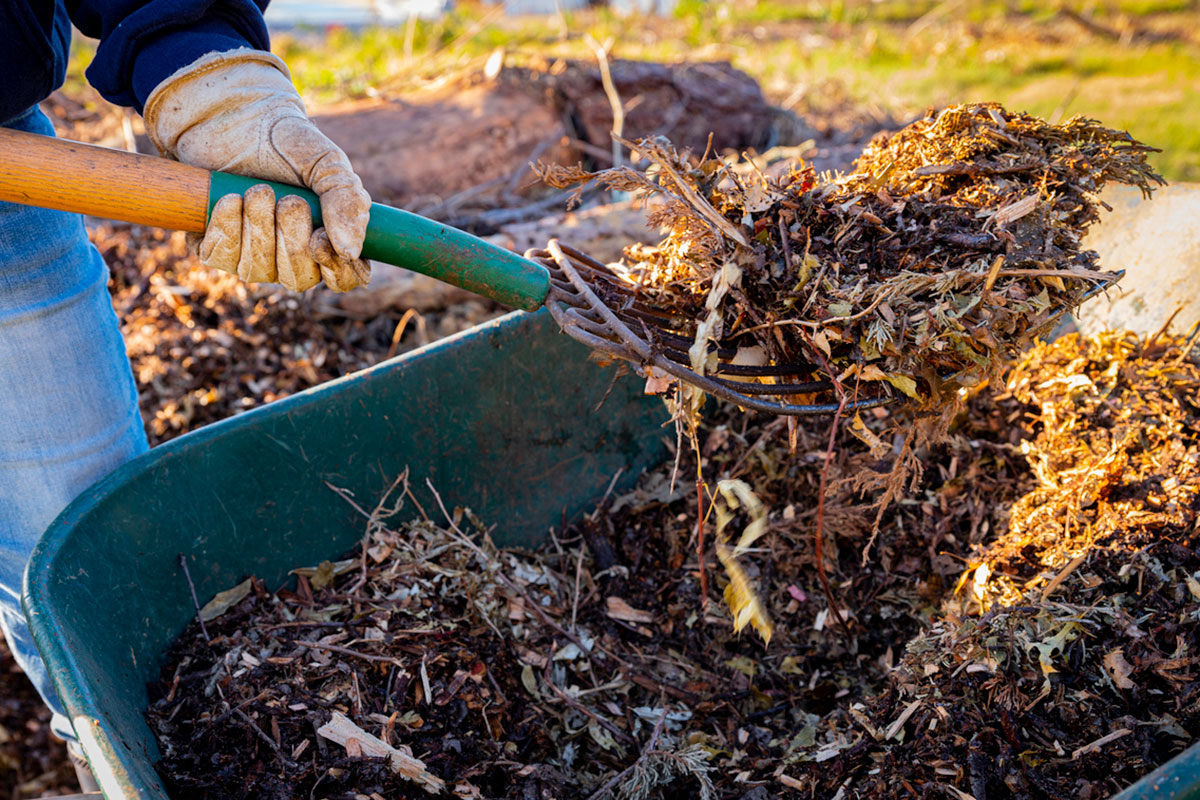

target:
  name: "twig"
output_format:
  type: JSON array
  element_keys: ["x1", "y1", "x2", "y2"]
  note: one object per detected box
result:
[
  {"x1": 293, "y1": 640, "x2": 403, "y2": 665},
  {"x1": 444, "y1": 188, "x2": 592, "y2": 230},
  {"x1": 616, "y1": 133, "x2": 750, "y2": 247},
  {"x1": 990, "y1": 267, "x2": 1116, "y2": 281},
  {"x1": 588, "y1": 706, "x2": 669, "y2": 800},
  {"x1": 324, "y1": 481, "x2": 373, "y2": 519},
  {"x1": 542, "y1": 656, "x2": 636, "y2": 746},
  {"x1": 799, "y1": 260, "x2": 830, "y2": 317},
  {"x1": 814, "y1": 395, "x2": 854, "y2": 642},
  {"x1": 1040, "y1": 552, "x2": 1089, "y2": 601},
  {"x1": 179, "y1": 554, "x2": 211, "y2": 642},
  {"x1": 584, "y1": 35, "x2": 626, "y2": 170},
  {"x1": 696, "y1": 477, "x2": 709, "y2": 609},
  {"x1": 414, "y1": 173, "x2": 510, "y2": 219},
  {"x1": 1072, "y1": 728, "x2": 1132, "y2": 760},
  {"x1": 425, "y1": 479, "x2": 628, "y2": 669},
  {"x1": 1170, "y1": 321, "x2": 1200, "y2": 367},
  {"x1": 570, "y1": 545, "x2": 585, "y2": 635},
  {"x1": 590, "y1": 467, "x2": 626, "y2": 520},
  {"x1": 387, "y1": 308, "x2": 419, "y2": 360},
  {"x1": 777, "y1": 214, "x2": 793, "y2": 274},
  {"x1": 1142, "y1": 304, "x2": 1184, "y2": 355},
  {"x1": 204, "y1": 688, "x2": 271, "y2": 728},
  {"x1": 565, "y1": 136, "x2": 616, "y2": 165},
  {"x1": 741, "y1": 291, "x2": 890, "y2": 333},
  {"x1": 235, "y1": 708, "x2": 296, "y2": 767},
  {"x1": 728, "y1": 417, "x2": 788, "y2": 478},
  {"x1": 800, "y1": 332, "x2": 854, "y2": 642}
]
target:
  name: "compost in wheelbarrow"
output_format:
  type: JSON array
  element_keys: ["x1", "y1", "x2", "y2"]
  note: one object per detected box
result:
[{"x1": 144, "y1": 330, "x2": 1200, "y2": 798}]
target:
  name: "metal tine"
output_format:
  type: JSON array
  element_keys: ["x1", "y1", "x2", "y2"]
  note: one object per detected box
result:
[
  {"x1": 708, "y1": 379, "x2": 836, "y2": 395},
  {"x1": 538, "y1": 245, "x2": 696, "y2": 322},
  {"x1": 532, "y1": 240, "x2": 893, "y2": 416},
  {"x1": 543, "y1": 245, "x2": 822, "y2": 376},
  {"x1": 564, "y1": 295, "x2": 823, "y2": 379}
]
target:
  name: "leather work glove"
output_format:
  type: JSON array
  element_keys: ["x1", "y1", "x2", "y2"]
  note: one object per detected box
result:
[{"x1": 143, "y1": 49, "x2": 371, "y2": 292}]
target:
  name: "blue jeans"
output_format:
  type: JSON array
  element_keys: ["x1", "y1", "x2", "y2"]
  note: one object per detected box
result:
[{"x1": 0, "y1": 106, "x2": 149, "y2": 739}]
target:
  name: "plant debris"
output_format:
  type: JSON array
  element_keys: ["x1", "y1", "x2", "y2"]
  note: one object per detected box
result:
[
  {"x1": 804, "y1": 330, "x2": 1200, "y2": 798},
  {"x1": 148, "y1": 328, "x2": 1200, "y2": 799},
  {"x1": 538, "y1": 102, "x2": 1163, "y2": 412}
]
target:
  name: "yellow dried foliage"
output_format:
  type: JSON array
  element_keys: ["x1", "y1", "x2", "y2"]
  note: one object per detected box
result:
[{"x1": 713, "y1": 479, "x2": 773, "y2": 645}]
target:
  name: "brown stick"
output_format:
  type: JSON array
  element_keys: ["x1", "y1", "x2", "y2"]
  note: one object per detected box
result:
[{"x1": 814, "y1": 394, "x2": 854, "y2": 642}]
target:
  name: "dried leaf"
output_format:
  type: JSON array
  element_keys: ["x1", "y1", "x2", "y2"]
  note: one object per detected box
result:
[
  {"x1": 849, "y1": 412, "x2": 890, "y2": 459},
  {"x1": 812, "y1": 329, "x2": 832, "y2": 359},
  {"x1": 199, "y1": 578, "x2": 252, "y2": 622},
  {"x1": 883, "y1": 373, "x2": 921, "y2": 400},
  {"x1": 716, "y1": 543, "x2": 773, "y2": 646},
  {"x1": 605, "y1": 597, "x2": 655, "y2": 624},
  {"x1": 1103, "y1": 648, "x2": 1136, "y2": 690},
  {"x1": 714, "y1": 478, "x2": 768, "y2": 552}
]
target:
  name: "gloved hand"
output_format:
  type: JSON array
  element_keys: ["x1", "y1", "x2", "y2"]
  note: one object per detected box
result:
[{"x1": 143, "y1": 49, "x2": 371, "y2": 292}]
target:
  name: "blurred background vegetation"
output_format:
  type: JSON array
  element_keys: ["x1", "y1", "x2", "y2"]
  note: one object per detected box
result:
[{"x1": 67, "y1": 0, "x2": 1200, "y2": 180}]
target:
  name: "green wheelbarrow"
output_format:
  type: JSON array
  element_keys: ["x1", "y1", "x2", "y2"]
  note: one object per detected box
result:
[
  {"x1": 22, "y1": 309, "x2": 671, "y2": 799},
  {"x1": 21, "y1": 307, "x2": 1200, "y2": 800}
]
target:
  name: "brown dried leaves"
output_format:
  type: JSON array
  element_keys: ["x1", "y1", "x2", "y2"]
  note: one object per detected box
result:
[{"x1": 540, "y1": 103, "x2": 1164, "y2": 411}]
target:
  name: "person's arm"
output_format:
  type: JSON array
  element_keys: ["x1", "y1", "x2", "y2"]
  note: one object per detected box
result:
[
  {"x1": 68, "y1": 0, "x2": 371, "y2": 291},
  {"x1": 66, "y1": 0, "x2": 270, "y2": 111}
]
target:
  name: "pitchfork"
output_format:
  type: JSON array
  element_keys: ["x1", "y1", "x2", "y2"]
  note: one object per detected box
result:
[{"x1": 0, "y1": 128, "x2": 1104, "y2": 415}]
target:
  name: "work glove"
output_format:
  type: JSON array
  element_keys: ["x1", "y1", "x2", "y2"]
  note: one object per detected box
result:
[{"x1": 143, "y1": 49, "x2": 371, "y2": 292}]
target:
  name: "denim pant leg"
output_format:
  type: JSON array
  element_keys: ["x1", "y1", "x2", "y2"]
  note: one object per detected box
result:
[{"x1": 0, "y1": 107, "x2": 149, "y2": 738}]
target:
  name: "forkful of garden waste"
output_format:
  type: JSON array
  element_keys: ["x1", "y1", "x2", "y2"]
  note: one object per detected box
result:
[{"x1": 1, "y1": 71, "x2": 1158, "y2": 418}]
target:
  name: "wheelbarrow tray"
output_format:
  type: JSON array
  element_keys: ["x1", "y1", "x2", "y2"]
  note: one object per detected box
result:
[
  {"x1": 20, "y1": 309, "x2": 1200, "y2": 799},
  {"x1": 22, "y1": 309, "x2": 670, "y2": 799}
]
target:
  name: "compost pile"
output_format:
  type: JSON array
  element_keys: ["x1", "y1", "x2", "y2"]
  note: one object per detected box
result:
[
  {"x1": 803, "y1": 330, "x2": 1200, "y2": 798},
  {"x1": 539, "y1": 103, "x2": 1163, "y2": 410},
  {"x1": 146, "y1": 327, "x2": 1200, "y2": 799},
  {"x1": 145, "y1": 423, "x2": 1011, "y2": 800}
]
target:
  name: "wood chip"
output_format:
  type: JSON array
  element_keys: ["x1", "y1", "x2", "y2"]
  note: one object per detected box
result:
[
  {"x1": 1072, "y1": 728, "x2": 1132, "y2": 761},
  {"x1": 778, "y1": 773, "x2": 804, "y2": 790},
  {"x1": 992, "y1": 194, "x2": 1039, "y2": 227},
  {"x1": 317, "y1": 711, "x2": 445, "y2": 793},
  {"x1": 605, "y1": 596, "x2": 655, "y2": 624},
  {"x1": 884, "y1": 700, "x2": 921, "y2": 741}
]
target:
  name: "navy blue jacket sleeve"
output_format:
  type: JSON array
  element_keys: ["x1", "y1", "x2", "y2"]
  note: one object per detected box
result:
[{"x1": 65, "y1": 0, "x2": 271, "y2": 112}]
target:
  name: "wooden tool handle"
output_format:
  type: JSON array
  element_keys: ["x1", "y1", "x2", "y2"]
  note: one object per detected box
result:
[
  {"x1": 0, "y1": 126, "x2": 552, "y2": 311},
  {"x1": 0, "y1": 127, "x2": 210, "y2": 232}
]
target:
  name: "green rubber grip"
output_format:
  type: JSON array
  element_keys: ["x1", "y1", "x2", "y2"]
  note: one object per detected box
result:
[{"x1": 208, "y1": 172, "x2": 551, "y2": 311}]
